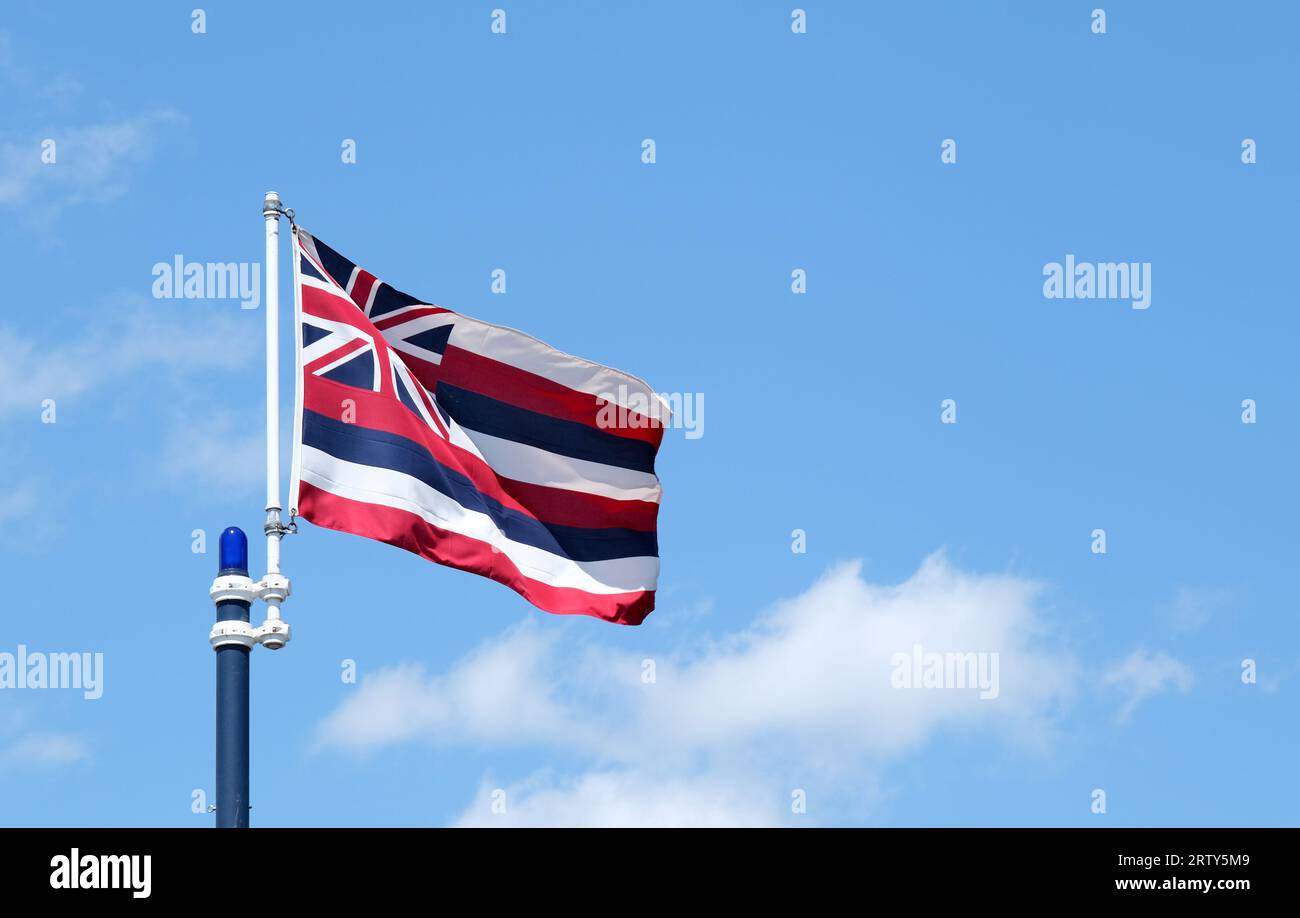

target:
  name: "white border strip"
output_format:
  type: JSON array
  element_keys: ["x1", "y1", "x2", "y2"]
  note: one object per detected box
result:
[{"x1": 288, "y1": 226, "x2": 305, "y2": 517}]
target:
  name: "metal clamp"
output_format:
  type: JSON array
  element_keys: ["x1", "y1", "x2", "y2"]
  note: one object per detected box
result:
[
  {"x1": 210, "y1": 620, "x2": 257, "y2": 650},
  {"x1": 209, "y1": 568, "x2": 292, "y2": 651},
  {"x1": 261, "y1": 199, "x2": 296, "y2": 227},
  {"x1": 210, "y1": 573, "x2": 257, "y2": 605},
  {"x1": 253, "y1": 572, "x2": 291, "y2": 604},
  {"x1": 264, "y1": 517, "x2": 297, "y2": 537},
  {"x1": 253, "y1": 619, "x2": 291, "y2": 650}
]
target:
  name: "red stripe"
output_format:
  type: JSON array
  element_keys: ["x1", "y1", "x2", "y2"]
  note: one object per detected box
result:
[
  {"x1": 399, "y1": 345, "x2": 664, "y2": 449},
  {"x1": 349, "y1": 270, "x2": 377, "y2": 312},
  {"x1": 298, "y1": 481, "x2": 654, "y2": 625},
  {"x1": 488, "y1": 476, "x2": 658, "y2": 533},
  {"x1": 304, "y1": 337, "x2": 367, "y2": 376},
  {"x1": 404, "y1": 359, "x2": 449, "y2": 439},
  {"x1": 303, "y1": 375, "x2": 660, "y2": 531},
  {"x1": 303, "y1": 282, "x2": 366, "y2": 322},
  {"x1": 374, "y1": 306, "x2": 451, "y2": 331}
]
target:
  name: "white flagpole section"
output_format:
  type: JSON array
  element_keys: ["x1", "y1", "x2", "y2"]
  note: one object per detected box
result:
[
  {"x1": 256, "y1": 190, "x2": 291, "y2": 650},
  {"x1": 263, "y1": 191, "x2": 283, "y2": 573}
]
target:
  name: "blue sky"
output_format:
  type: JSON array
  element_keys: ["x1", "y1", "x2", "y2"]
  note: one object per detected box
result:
[{"x1": 1, "y1": 1, "x2": 1297, "y2": 826}]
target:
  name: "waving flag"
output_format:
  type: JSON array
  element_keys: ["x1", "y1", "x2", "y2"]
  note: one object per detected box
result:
[{"x1": 288, "y1": 229, "x2": 666, "y2": 624}]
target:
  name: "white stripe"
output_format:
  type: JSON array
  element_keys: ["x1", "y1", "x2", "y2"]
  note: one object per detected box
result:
[
  {"x1": 312, "y1": 345, "x2": 378, "y2": 390},
  {"x1": 446, "y1": 315, "x2": 672, "y2": 421},
  {"x1": 289, "y1": 228, "x2": 305, "y2": 516},
  {"x1": 368, "y1": 298, "x2": 426, "y2": 323},
  {"x1": 386, "y1": 310, "x2": 454, "y2": 365},
  {"x1": 300, "y1": 271, "x2": 356, "y2": 303},
  {"x1": 302, "y1": 319, "x2": 371, "y2": 362},
  {"x1": 297, "y1": 232, "x2": 326, "y2": 278},
  {"x1": 457, "y1": 426, "x2": 662, "y2": 504},
  {"x1": 299, "y1": 446, "x2": 658, "y2": 593},
  {"x1": 390, "y1": 351, "x2": 445, "y2": 437},
  {"x1": 391, "y1": 339, "x2": 443, "y2": 365}
]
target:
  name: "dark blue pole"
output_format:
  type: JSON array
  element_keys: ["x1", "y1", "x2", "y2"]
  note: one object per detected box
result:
[{"x1": 215, "y1": 527, "x2": 250, "y2": 828}]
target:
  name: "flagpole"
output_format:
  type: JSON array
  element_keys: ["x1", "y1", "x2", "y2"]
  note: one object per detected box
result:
[
  {"x1": 258, "y1": 191, "x2": 291, "y2": 650},
  {"x1": 206, "y1": 193, "x2": 295, "y2": 828}
]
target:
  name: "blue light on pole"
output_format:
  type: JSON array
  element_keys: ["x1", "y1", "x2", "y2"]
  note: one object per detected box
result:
[{"x1": 219, "y1": 526, "x2": 249, "y2": 576}]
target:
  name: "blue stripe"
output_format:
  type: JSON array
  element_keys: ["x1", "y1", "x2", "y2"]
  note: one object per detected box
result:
[
  {"x1": 394, "y1": 369, "x2": 425, "y2": 419},
  {"x1": 300, "y1": 255, "x2": 326, "y2": 283},
  {"x1": 310, "y1": 235, "x2": 356, "y2": 290},
  {"x1": 370, "y1": 283, "x2": 421, "y2": 319},
  {"x1": 302, "y1": 322, "x2": 330, "y2": 348},
  {"x1": 319, "y1": 349, "x2": 374, "y2": 390},
  {"x1": 436, "y1": 383, "x2": 657, "y2": 474},
  {"x1": 303, "y1": 410, "x2": 657, "y2": 562},
  {"x1": 404, "y1": 323, "x2": 452, "y2": 355}
]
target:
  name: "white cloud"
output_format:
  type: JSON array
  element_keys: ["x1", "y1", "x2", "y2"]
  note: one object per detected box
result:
[
  {"x1": 317, "y1": 554, "x2": 1081, "y2": 826},
  {"x1": 1102, "y1": 648, "x2": 1194, "y2": 723},
  {"x1": 633, "y1": 557, "x2": 1075, "y2": 761},
  {"x1": 314, "y1": 626, "x2": 604, "y2": 754},
  {"x1": 452, "y1": 770, "x2": 775, "y2": 828}
]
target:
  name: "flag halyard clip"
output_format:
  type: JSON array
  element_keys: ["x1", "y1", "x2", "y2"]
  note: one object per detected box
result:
[
  {"x1": 264, "y1": 515, "x2": 297, "y2": 537},
  {"x1": 262, "y1": 199, "x2": 296, "y2": 228}
]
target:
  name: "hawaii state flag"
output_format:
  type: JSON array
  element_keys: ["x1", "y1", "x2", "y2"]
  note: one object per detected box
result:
[{"x1": 288, "y1": 229, "x2": 666, "y2": 625}]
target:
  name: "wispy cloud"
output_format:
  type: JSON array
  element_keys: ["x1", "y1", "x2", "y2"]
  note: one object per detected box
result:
[
  {"x1": 0, "y1": 301, "x2": 260, "y2": 526},
  {"x1": 162, "y1": 411, "x2": 264, "y2": 494},
  {"x1": 0, "y1": 32, "x2": 173, "y2": 224},
  {"x1": 0, "y1": 32, "x2": 82, "y2": 106},
  {"x1": 0, "y1": 300, "x2": 256, "y2": 420},
  {"x1": 0, "y1": 483, "x2": 38, "y2": 526},
  {"x1": 0, "y1": 110, "x2": 183, "y2": 219},
  {"x1": 1162, "y1": 586, "x2": 1236, "y2": 635},
  {"x1": 0, "y1": 732, "x2": 90, "y2": 770},
  {"x1": 1102, "y1": 648, "x2": 1194, "y2": 723},
  {"x1": 0, "y1": 709, "x2": 89, "y2": 771}
]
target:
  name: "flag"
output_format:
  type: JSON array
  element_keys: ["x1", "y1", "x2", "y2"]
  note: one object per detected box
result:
[{"x1": 288, "y1": 229, "x2": 666, "y2": 625}]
